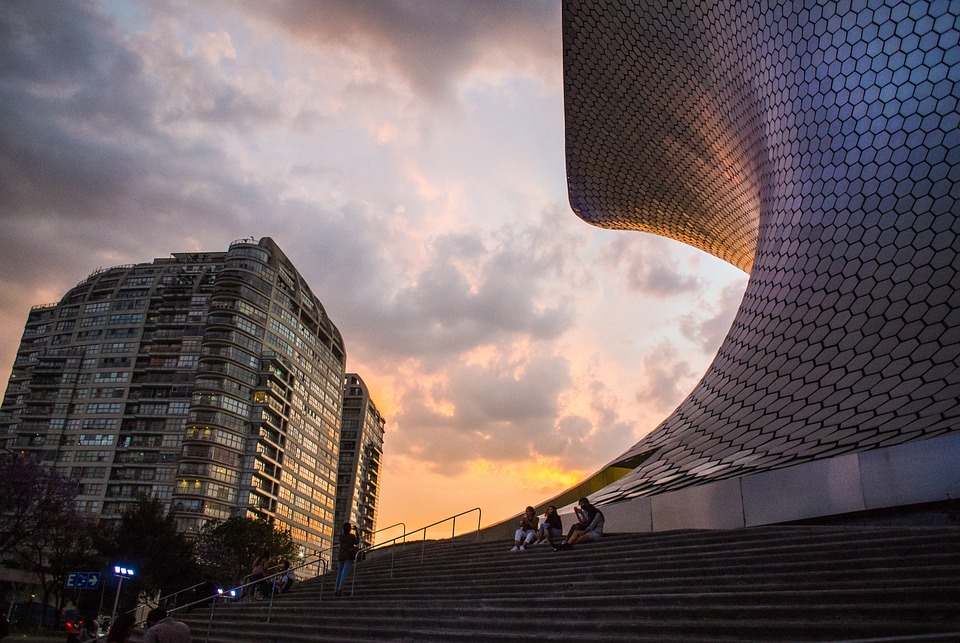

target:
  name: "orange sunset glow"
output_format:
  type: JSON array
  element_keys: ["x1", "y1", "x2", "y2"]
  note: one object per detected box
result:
[{"x1": 0, "y1": 1, "x2": 746, "y2": 533}]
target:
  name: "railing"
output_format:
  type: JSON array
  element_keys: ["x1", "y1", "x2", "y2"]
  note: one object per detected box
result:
[
  {"x1": 367, "y1": 521, "x2": 406, "y2": 546},
  {"x1": 353, "y1": 507, "x2": 481, "y2": 589},
  {"x1": 145, "y1": 580, "x2": 207, "y2": 613},
  {"x1": 97, "y1": 511, "x2": 479, "y2": 640},
  {"x1": 167, "y1": 551, "x2": 330, "y2": 643}
]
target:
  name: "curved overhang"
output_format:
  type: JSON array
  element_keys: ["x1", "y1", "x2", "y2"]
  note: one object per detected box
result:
[{"x1": 563, "y1": 0, "x2": 960, "y2": 514}]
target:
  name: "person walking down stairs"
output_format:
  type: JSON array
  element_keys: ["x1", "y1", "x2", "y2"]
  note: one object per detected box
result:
[
  {"x1": 335, "y1": 522, "x2": 360, "y2": 597},
  {"x1": 511, "y1": 506, "x2": 539, "y2": 551}
]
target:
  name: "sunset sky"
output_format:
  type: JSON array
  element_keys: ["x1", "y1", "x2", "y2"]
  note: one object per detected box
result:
[{"x1": 0, "y1": 1, "x2": 747, "y2": 533}]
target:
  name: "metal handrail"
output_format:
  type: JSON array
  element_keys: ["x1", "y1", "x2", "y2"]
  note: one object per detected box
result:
[
  {"x1": 163, "y1": 552, "x2": 330, "y2": 643},
  {"x1": 353, "y1": 507, "x2": 481, "y2": 588},
  {"x1": 89, "y1": 549, "x2": 337, "y2": 642},
  {"x1": 367, "y1": 521, "x2": 406, "y2": 546},
  {"x1": 139, "y1": 580, "x2": 206, "y2": 614}
]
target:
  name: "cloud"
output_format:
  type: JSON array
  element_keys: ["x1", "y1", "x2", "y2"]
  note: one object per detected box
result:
[
  {"x1": 277, "y1": 205, "x2": 584, "y2": 368},
  {"x1": 679, "y1": 280, "x2": 747, "y2": 353},
  {"x1": 236, "y1": 0, "x2": 560, "y2": 104},
  {"x1": 0, "y1": 0, "x2": 748, "y2": 530},
  {"x1": 390, "y1": 347, "x2": 571, "y2": 473},
  {"x1": 633, "y1": 340, "x2": 700, "y2": 414},
  {"x1": 599, "y1": 235, "x2": 704, "y2": 297},
  {"x1": 388, "y1": 347, "x2": 640, "y2": 477},
  {"x1": 0, "y1": 1, "x2": 281, "y2": 246}
]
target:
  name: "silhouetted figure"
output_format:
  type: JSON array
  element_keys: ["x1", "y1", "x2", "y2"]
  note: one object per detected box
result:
[
  {"x1": 334, "y1": 523, "x2": 359, "y2": 597},
  {"x1": 143, "y1": 606, "x2": 191, "y2": 643},
  {"x1": 511, "y1": 506, "x2": 539, "y2": 551}
]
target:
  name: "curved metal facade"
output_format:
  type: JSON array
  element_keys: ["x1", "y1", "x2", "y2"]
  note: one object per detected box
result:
[{"x1": 564, "y1": 0, "x2": 960, "y2": 505}]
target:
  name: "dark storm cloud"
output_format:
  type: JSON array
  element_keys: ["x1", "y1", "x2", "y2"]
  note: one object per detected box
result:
[
  {"x1": 0, "y1": 2, "x2": 285, "y2": 275},
  {"x1": 0, "y1": 1, "x2": 277, "y2": 228},
  {"x1": 238, "y1": 0, "x2": 560, "y2": 102}
]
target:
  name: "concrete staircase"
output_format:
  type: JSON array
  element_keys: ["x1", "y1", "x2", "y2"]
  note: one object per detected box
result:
[{"x1": 177, "y1": 525, "x2": 960, "y2": 642}]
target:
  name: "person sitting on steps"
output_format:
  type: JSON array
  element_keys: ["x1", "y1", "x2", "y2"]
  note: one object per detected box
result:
[
  {"x1": 535, "y1": 505, "x2": 563, "y2": 546},
  {"x1": 511, "y1": 506, "x2": 539, "y2": 551},
  {"x1": 275, "y1": 560, "x2": 296, "y2": 594},
  {"x1": 555, "y1": 498, "x2": 604, "y2": 551}
]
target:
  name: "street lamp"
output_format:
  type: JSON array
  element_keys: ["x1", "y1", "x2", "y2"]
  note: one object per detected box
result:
[{"x1": 110, "y1": 565, "x2": 135, "y2": 624}]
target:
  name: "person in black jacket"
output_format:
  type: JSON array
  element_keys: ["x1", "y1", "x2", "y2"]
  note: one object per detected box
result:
[{"x1": 334, "y1": 523, "x2": 359, "y2": 597}]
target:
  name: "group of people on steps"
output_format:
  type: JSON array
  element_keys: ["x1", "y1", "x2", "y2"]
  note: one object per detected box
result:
[
  {"x1": 511, "y1": 497, "x2": 605, "y2": 552},
  {"x1": 237, "y1": 502, "x2": 602, "y2": 606}
]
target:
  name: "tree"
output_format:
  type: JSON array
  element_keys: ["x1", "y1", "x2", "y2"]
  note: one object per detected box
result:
[
  {"x1": 16, "y1": 508, "x2": 99, "y2": 629},
  {"x1": 0, "y1": 452, "x2": 78, "y2": 557},
  {"x1": 0, "y1": 453, "x2": 89, "y2": 628},
  {"x1": 99, "y1": 496, "x2": 198, "y2": 607},
  {"x1": 193, "y1": 517, "x2": 297, "y2": 588}
]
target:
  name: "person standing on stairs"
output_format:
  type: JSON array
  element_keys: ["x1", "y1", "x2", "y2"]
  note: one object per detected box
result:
[
  {"x1": 244, "y1": 551, "x2": 271, "y2": 599},
  {"x1": 511, "y1": 506, "x2": 539, "y2": 551},
  {"x1": 335, "y1": 522, "x2": 360, "y2": 597}
]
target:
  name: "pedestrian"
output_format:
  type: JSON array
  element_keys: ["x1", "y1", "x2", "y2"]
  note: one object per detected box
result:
[
  {"x1": 143, "y1": 606, "x2": 191, "y2": 643},
  {"x1": 245, "y1": 551, "x2": 270, "y2": 599},
  {"x1": 105, "y1": 613, "x2": 136, "y2": 643},
  {"x1": 78, "y1": 613, "x2": 100, "y2": 642},
  {"x1": 334, "y1": 522, "x2": 359, "y2": 597}
]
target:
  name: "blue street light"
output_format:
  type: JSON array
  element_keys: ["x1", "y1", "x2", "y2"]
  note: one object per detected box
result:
[{"x1": 110, "y1": 565, "x2": 136, "y2": 624}]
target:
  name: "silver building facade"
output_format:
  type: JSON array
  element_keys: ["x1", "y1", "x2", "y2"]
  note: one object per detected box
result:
[{"x1": 559, "y1": 0, "x2": 960, "y2": 528}]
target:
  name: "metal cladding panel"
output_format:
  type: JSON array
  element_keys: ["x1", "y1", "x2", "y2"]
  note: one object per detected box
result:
[
  {"x1": 741, "y1": 454, "x2": 865, "y2": 525},
  {"x1": 860, "y1": 432, "x2": 960, "y2": 508},
  {"x1": 564, "y1": 0, "x2": 960, "y2": 505},
  {"x1": 601, "y1": 495, "x2": 654, "y2": 533},
  {"x1": 650, "y1": 478, "x2": 745, "y2": 530}
]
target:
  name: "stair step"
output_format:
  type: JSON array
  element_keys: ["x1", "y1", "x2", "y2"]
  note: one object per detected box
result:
[{"x1": 176, "y1": 525, "x2": 960, "y2": 642}]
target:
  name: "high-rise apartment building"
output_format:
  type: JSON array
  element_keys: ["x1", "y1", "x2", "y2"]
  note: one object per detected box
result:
[
  {"x1": 0, "y1": 237, "x2": 346, "y2": 558},
  {"x1": 335, "y1": 374, "x2": 385, "y2": 548}
]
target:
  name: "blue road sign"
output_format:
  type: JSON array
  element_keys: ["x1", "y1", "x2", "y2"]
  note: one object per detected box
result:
[{"x1": 64, "y1": 572, "x2": 101, "y2": 589}]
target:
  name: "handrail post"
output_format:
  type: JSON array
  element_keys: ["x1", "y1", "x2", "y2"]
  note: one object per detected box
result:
[
  {"x1": 204, "y1": 593, "x2": 218, "y2": 643},
  {"x1": 266, "y1": 576, "x2": 277, "y2": 623},
  {"x1": 350, "y1": 557, "x2": 357, "y2": 597}
]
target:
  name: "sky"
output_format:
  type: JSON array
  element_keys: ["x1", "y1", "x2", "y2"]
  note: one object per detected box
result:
[{"x1": 0, "y1": 0, "x2": 747, "y2": 534}]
